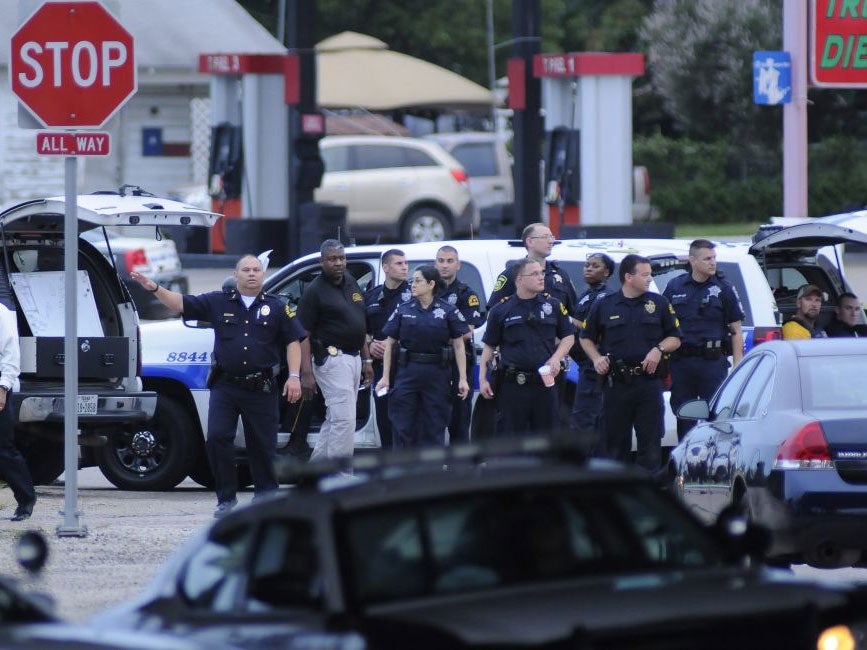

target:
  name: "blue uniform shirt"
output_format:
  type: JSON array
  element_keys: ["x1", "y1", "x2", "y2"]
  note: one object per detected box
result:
[
  {"x1": 382, "y1": 297, "x2": 469, "y2": 353},
  {"x1": 183, "y1": 289, "x2": 306, "y2": 375},
  {"x1": 573, "y1": 281, "x2": 612, "y2": 367},
  {"x1": 483, "y1": 293, "x2": 575, "y2": 370},
  {"x1": 487, "y1": 259, "x2": 578, "y2": 316},
  {"x1": 662, "y1": 273, "x2": 744, "y2": 347},
  {"x1": 364, "y1": 280, "x2": 411, "y2": 340},
  {"x1": 440, "y1": 279, "x2": 485, "y2": 329},
  {"x1": 581, "y1": 291, "x2": 681, "y2": 365}
]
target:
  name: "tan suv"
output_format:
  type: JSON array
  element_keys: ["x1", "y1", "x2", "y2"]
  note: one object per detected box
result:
[{"x1": 316, "y1": 135, "x2": 478, "y2": 242}]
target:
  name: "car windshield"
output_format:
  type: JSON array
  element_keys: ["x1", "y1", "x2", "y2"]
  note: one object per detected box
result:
[
  {"x1": 343, "y1": 483, "x2": 727, "y2": 605},
  {"x1": 800, "y1": 354, "x2": 867, "y2": 409}
]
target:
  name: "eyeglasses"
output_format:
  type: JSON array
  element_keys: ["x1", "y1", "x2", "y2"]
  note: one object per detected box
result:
[
  {"x1": 519, "y1": 271, "x2": 544, "y2": 278},
  {"x1": 530, "y1": 235, "x2": 556, "y2": 242},
  {"x1": 410, "y1": 278, "x2": 428, "y2": 284}
]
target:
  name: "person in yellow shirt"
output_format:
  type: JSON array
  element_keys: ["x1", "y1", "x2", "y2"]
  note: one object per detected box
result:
[{"x1": 782, "y1": 284, "x2": 827, "y2": 339}]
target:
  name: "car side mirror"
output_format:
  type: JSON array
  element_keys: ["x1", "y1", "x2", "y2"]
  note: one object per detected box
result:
[
  {"x1": 677, "y1": 399, "x2": 710, "y2": 421},
  {"x1": 713, "y1": 504, "x2": 770, "y2": 562}
]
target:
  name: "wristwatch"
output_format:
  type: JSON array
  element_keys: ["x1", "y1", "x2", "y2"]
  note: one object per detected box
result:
[
  {"x1": 655, "y1": 343, "x2": 665, "y2": 354},
  {"x1": 147, "y1": 283, "x2": 160, "y2": 293}
]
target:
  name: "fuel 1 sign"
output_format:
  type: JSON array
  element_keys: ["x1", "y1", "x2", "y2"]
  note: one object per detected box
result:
[{"x1": 811, "y1": 0, "x2": 867, "y2": 87}]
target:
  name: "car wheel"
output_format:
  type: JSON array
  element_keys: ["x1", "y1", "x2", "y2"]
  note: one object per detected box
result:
[
  {"x1": 402, "y1": 207, "x2": 451, "y2": 242},
  {"x1": 96, "y1": 395, "x2": 197, "y2": 490},
  {"x1": 19, "y1": 436, "x2": 64, "y2": 485}
]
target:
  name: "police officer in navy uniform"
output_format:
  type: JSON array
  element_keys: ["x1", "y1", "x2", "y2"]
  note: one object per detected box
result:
[
  {"x1": 131, "y1": 255, "x2": 305, "y2": 518},
  {"x1": 487, "y1": 222, "x2": 579, "y2": 321},
  {"x1": 364, "y1": 249, "x2": 411, "y2": 450},
  {"x1": 435, "y1": 245, "x2": 485, "y2": 445},
  {"x1": 480, "y1": 258, "x2": 574, "y2": 437},
  {"x1": 580, "y1": 254, "x2": 681, "y2": 472},
  {"x1": 570, "y1": 253, "x2": 615, "y2": 448},
  {"x1": 375, "y1": 265, "x2": 469, "y2": 448},
  {"x1": 663, "y1": 239, "x2": 744, "y2": 440}
]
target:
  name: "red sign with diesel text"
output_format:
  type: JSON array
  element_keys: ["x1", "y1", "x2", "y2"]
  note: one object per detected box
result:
[{"x1": 811, "y1": 0, "x2": 867, "y2": 87}]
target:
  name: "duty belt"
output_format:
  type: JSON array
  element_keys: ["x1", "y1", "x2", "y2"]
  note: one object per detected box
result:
[
  {"x1": 223, "y1": 369, "x2": 274, "y2": 393},
  {"x1": 504, "y1": 367, "x2": 543, "y2": 386},
  {"x1": 676, "y1": 344, "x2": 724, "y2": 360},
  {"x1": 405, "y1": 351, "x2": 443, "y2": 364}
]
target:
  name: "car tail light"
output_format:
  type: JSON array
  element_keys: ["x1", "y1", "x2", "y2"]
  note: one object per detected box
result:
[
  {"x1": 774, "y1": 421, "x2": 834, "y2": 470},
  {"x1": 450, "y1": 168, "x2": 469, "y2": 185},
  {"x1": 753, "y1": 326, "x2": 782, "y2": 346},
  {"x1": 123, "y1": 249, "x2": 148, "y2": 273}
]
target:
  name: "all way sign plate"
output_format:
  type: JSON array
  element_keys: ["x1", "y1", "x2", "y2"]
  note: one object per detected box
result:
[{"x1": 37, "y1": 132, "x2": 110, "y2": 156}]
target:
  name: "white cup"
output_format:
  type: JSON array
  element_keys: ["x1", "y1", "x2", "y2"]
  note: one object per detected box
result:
[{"x1": 538, "y1": 364, "x2": 555, "y2": 387}]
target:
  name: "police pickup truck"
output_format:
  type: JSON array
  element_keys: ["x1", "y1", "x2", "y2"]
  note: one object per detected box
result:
[
  {"x1": 0, "y1": 192, "x2": 218, "y2": 487},
  {"x1": 131, "y1": 223, "x2": 867, "y2": 490}
]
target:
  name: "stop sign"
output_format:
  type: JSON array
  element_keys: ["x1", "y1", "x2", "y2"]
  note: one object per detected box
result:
[{"x1": 10, "y1": 1, "x2": 136, "y2": 128}]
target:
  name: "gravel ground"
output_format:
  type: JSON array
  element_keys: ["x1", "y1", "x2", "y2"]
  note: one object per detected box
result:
[{"x1": 0, "y1": 470, "x2": 244, "y2": 622}]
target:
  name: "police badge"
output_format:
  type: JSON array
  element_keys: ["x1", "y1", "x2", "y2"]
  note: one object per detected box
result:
[
  {"x1": 542, "y1": 302, "x2": 552, "y2": 315},
  {"x1": 645, "y1": 300, "x2": 656, "y2": 314},
  {"x1": 433, "y1": 308, "x2": 445, "y2": 319},
  {"x1": 448, "y1": 293, "x2": 458, "y2": 305},
  {"x1": 401, "y1": 290, "x2": 411, "y2": 302},
  {"x1": 260, "y1": 305, "x2": 270, "y2": 316}
]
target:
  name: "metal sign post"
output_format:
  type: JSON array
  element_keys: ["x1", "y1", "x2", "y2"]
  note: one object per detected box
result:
[
  {"x1": 10, "y1": 0, "x2": 136, "y2": 538},
  {"x1": 58, "y1": 157, "x2": 86, "y2": 537}
]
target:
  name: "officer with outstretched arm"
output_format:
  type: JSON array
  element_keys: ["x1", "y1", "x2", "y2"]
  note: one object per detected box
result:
[{"x1": 131, "y1": 255, "x2": 304, "y2": 518}]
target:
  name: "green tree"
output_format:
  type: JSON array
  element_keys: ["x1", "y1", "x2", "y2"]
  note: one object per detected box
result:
[{"x1": 640, "y1": 0, "x2": 781, "y2": 147}]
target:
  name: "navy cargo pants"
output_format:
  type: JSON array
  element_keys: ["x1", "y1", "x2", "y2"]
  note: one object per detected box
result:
[
  {"x1": 602, "y1": 376, "x2": 664, "y2": 473},
  {"x1": 207, "y1": 379, "x2": 279, "y2": 504},
  {"x1": 389, "y1": 362, "x2": 452, "y2": 448},
  {"x1": 670, "y1": 356, "x2": 727, "y2": 440}
]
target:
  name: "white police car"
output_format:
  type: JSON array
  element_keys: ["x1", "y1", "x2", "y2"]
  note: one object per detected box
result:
[{"x1": 134, "y1": 225, "x2": 867, "y2": 489}]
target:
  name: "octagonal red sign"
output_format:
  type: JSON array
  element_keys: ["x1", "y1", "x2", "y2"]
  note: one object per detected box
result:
[{"x1": 9, "y1": 1, "x2": 137, "y2": 128}]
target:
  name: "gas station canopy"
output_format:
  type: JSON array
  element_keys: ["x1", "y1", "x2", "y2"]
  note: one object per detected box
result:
[{"x1": 316, "y1": 31, "x2": 496, "y2": 112}]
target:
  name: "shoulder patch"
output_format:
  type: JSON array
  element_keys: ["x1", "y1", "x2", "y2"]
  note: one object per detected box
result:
[
  {"x1": 352, "y1": 292, "x2": 363, "y2": 302},
  {"x1": 559, "y1": 302, "x2": 568, "y2": 316},
  {"x1": 467, "y1": 294, "x2": 480, "y2": 308},
  {"x1": 668, "y1": 303, "x2": 675, "y2": 315},
  {"x1": 493, "y1": 275, "x2": 508, "y2": 292},
  {"x1": 285, "y1": 304, "x2": 296, "y2": 318}
]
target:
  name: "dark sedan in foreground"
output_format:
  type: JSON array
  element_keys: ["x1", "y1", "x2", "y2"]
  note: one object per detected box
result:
[
  {"x1": 670, "y1": 338, "x2": 867, "y2": 568},
  {"x1": 95, "y1": 440, "x2": 867, "y2": 649}
]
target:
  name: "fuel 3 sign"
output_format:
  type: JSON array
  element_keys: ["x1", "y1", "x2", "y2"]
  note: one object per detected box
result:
[
  {"x1": 812, "y1": 0, "x2": 867, "y2": 87},
  {"x1": 10, "y1": 1, "x2": 137, "y2": 127}
]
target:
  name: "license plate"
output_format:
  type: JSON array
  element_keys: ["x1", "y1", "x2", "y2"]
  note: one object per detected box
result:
[{"x1": 77, "y1": 395, "x2": 98, "y2": 416}]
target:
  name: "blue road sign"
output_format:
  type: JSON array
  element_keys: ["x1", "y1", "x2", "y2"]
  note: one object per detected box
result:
[{"x1": 754, "y1": 51, "x2": 791, "y2": 105}]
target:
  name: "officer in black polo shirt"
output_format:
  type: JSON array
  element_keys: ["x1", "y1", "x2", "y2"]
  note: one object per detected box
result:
[
  {"x1": 131, "y1": 255, "x2": 306, "y2": 518},
  {"x1": 364, "y1": 248, "x2": 411, "y2": 450},
  {"x1": 580, "y1": 254, "x2": 681, "y2": 472},
  {"x1": 435, "y1": 245, "x2": 485, "y2": 444},
  {"x1": 298, "y1": 240, "x2": 374, "y2": 462},
  {"x1": 480, "y1": 258, "x2": 574, "y2": 437}
]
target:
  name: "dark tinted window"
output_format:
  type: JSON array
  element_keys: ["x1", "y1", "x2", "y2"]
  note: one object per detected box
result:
[
  {"x1": 271, "y1": 261, "x2": 375, "y2": 310},
  {"x1": 345, "y1": 483, "x2": 726, "y2": 605},
  {"x1": 711, "y1": 355, "x2": 760, "y2": 420},
  {"x1": 449, "y1": 143, "x2": 498, "y2": 177},
  {"x1": 180, "y1": 525, "x2": 255, "y2": 611},
  {"x1": 321, "y1": 145, "x2": 350, "y2": 173},
  {"x1": 354, "y1": 145, "x2": 407, "y2": 170},
  {"x1": 404, "y1": 147, "x2": 438, "y2": 167},
  {"x1": 732, "y1": 354, "x2": 775, "y2": 418}
]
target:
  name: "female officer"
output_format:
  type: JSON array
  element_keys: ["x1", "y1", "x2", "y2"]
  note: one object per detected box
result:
[{"x1": 375, "y1": 265, "x2": 470, "y2": 448}]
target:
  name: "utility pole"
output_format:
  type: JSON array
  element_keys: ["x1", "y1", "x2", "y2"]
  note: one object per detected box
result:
[
  {"x1": 283, "y1": 0, "x2": 319, "y2": 259},
  {"x1": 511, "y1": 0, "x2": 542, "y2": 233}
]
